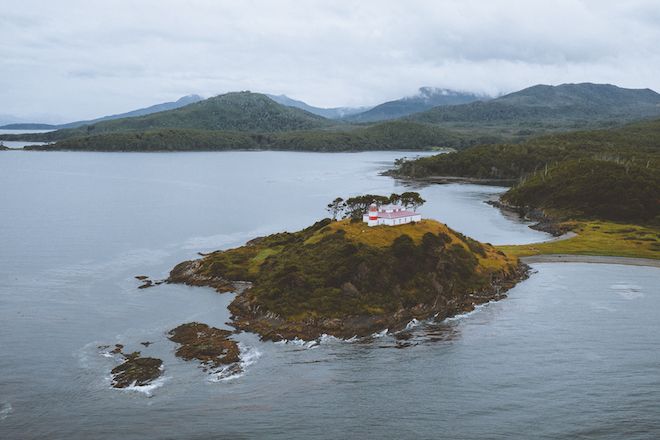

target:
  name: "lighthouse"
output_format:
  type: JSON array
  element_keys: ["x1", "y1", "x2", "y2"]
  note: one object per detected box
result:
[
  {"x1": 367, "y1": 203, "x2": 379, "y2": 227},
  {"x1": 362, "y1": 202, "x2": 422, "y2": 227}
]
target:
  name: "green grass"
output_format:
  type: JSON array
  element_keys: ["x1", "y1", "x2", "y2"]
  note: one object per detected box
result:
[{"x1": 498, "y1": 221, "x2": 660, "y2": 260}]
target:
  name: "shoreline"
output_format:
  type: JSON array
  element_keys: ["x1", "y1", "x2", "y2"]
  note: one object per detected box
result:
[{"x1": 521, "y1": 254, "x2": 660, "y2": 268}]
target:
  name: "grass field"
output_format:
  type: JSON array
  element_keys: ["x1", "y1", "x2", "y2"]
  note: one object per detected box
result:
[{"x1": 498, "y1": 221, "x2": 660, "y2": 260}]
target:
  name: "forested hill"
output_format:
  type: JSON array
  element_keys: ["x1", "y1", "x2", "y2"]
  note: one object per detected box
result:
[
  {"x1": 409, "y1": 83, "x2": 660, "y2": 129},
  {"x1": 393, "y1": 117, "x2": 660, "y2": 181},
  {"x1": 5, "y1": 92, "x2": 336, "y2": 143},
  {"x1": 23, "y1": 121, "x2": 492, "y2": 152}
]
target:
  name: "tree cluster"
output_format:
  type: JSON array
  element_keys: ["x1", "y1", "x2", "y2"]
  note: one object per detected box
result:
[{"x1": 326, "y1": 192, "x2": 426, "y2": 220}]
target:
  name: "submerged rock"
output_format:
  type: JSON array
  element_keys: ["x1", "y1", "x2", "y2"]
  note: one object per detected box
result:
[{"x1": 168, "y1": 322, "x2": 241, "y2": 369}]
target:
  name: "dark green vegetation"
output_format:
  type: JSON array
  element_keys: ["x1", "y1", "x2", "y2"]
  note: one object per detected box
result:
[
  {"x1": 8, "y1": 92, "x2": 332, "y2": 144},
  {"x1": 395, "y1": 117, "x2": 660, "y2": 180},
  {"x1": 395, "y1": 117, "x2": 660, "y2": 226},
  {"x1": 169, "y1": 218, "x2": 524, "y2": 340},
  {"x1": 23, "y1": 121, "x2": 483, "y2": 152},
  {"x1": 347, "y1": 87, "x2": 486, "y2": 123},
  {"x1": 502, "y1": 160, "x2": 659, "y2": 224},
  {"x1": 5, "y1": 83, "x2": 660, "y2": 152},
  {"x1": 409, "y1": 83, "x2": 660, "y2": 136}
]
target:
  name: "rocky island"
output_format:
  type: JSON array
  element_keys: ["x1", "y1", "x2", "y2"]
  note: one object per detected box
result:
[{"x1": 169, "y1": 217, "x2": 528, "y2": 341}]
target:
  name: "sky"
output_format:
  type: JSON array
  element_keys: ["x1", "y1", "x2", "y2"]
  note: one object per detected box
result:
[{"x1": 2, "y1": 0, "x2": 660, "y2": 123}]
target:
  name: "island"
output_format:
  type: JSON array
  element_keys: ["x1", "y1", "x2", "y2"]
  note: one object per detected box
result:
[{"x1": 168, "y1": 204, "x2": 528, "y2": 341}]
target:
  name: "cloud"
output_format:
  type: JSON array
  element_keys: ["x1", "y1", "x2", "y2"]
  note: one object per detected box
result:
[{"x1": 1, "y1": 0, "x2": 659, "y2": 121}]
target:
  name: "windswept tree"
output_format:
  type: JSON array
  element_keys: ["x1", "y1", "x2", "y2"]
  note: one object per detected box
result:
[
  {"x1": 326, "y1": 197, "x2": 345, "y2": 220},
  {"x1": 329, "y1": 192, "x2": 426, "y2": 221},
  {"x1": 400, "y1": 192, "x2": 426, "y2": 211}
]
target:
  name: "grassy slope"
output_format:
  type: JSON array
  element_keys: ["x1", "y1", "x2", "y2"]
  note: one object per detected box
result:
[
  {"x1": 498, "y1": 221, "x2": 660, "y2": 260},
  {"x1": 192, "y1": 218, "x2": 518, "y2": 321}
]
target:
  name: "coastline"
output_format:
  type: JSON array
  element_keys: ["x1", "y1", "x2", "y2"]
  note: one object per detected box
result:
[{"x1": 521, "y1": 254, "x2": 660, "y2": 268}]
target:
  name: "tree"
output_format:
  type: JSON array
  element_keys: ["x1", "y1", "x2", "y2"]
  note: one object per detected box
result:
[
  {"x1": 326, "y1": 197, "x2": 345, "y2": 220},
  {"x1": 399, "y1": 192, "x2": 426, "y2": 211},
  {"x1": 343, "y1": 194, "x2": 389, "y2": 220}
]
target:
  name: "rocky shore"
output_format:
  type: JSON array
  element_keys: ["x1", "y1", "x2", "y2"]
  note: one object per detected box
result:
[
  {"x1": 226, "y1": 263, "x2": 529, "y2": 341},
  {"x1": 167, "y1": 219, "x2": 530, "y2": 342},
  {"x1": 485, "y1": 199, "x2": 574, "y2": 237}
]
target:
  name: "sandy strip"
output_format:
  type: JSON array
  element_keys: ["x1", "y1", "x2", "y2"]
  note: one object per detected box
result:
[{"x1": 521, "y1": 254, "x2": 660, "y2": 268}]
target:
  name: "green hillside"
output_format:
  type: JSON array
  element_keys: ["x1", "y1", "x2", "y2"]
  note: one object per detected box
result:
[
  {"x1": 409, "y1": 83, "x2": 660, "y2": 134},
  {"x1": 4, "y1": 92, "x2": 335, "y2": 143},
  {"x1": 503, "y1": 159, "x2": 660, "y2": 223},
  {"x1": 25, "y1": 121, "x2": 496, "y2": 152},
  {"x1": 393, "y1": 117, "x2": 660, "y2": 180}
]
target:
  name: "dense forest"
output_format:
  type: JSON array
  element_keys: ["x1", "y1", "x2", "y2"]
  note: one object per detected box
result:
[
  {"x1": 23, "y1": 121, "x2": 495, "y2": 152},
  {"x1": 503, "y1": 159, "x2": 659, "y2": 223},
  {"x1": 394, "y1": 118, "x2": 660, "y2": 180}
]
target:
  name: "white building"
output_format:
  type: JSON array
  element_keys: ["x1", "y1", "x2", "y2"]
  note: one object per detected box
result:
[{"x1": 362, "y1": 203, "x2": 422, "y2": 227}]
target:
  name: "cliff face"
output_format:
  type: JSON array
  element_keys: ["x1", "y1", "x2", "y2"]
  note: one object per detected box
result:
[{"x1": 169, "y1": 218, "x2": 528, "y2": 340}]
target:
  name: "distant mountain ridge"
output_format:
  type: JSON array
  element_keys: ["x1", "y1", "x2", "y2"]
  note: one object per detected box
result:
[
  {"x1": 266, "y1": 94, "x2": 370, "y2": 119},
  {"x1": 346, "y1": 87, "x2": 489, "y2": 122},
  {"x1": 409, "y1": 83, "x2": 660, "y2": 126},
  {"x1": 4, "y1": 92, "x2": 336, "y2": 142},
  {"x1": 0, "y1": 95, "x2": 204, "y2": 130}
]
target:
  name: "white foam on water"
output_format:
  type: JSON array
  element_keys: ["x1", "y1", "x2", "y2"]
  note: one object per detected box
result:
[
  {"x1": 444, "y1": 301, "x2": 493, "y2": 322},
  {"x1": 209, "y1": 343, "x2": 262, "y2": 382},
  {"x1": 405, "y1": 319, "x2": 421, "y2": 330},
  {"x1": 121, "y1": 375, "x2": 168, "y2": 397},
  {"x1": 610, "y1": 283, "x2": 644, "y2": 300},
  {"x1": 0, "y1": 402, "x2": 13, "y2": 421},
  {"x1": 372, "y1": 328, "x2": 389, "y2": 338}
]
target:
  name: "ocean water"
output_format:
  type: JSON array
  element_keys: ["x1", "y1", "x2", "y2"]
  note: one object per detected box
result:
[{"x1": 0, "y1": 150, "x2": 658, "y2": 439}]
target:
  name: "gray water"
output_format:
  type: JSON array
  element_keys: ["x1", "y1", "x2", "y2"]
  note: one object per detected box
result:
[
  {"x1": 1, "y1": 151, "x2": 658, "y2": 439},
  {"x1": 0, "y1": 130, "x2": 50, "y2": 148}
]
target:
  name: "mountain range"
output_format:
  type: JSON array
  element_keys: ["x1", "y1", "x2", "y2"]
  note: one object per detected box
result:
[
  {"x1": 0, "y1": 95, "x2": 203, "y2": 130},
  {"x1": 3, "y1": 83, "x2": 660, "y2": 152},
  {"x1": 266, "y1": 94, "x2": 370, "y2": 119},
  {"x1": 409, "y1": 83, "x2": 660, "y2": 128},
  {"x1": 347, "y1": 87, "x2": 488, "y2": 123}
]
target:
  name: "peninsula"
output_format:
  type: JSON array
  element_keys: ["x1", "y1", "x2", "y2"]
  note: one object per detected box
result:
[{"x1": 168, "y1": 210, "x2": 528, "y2": 341}]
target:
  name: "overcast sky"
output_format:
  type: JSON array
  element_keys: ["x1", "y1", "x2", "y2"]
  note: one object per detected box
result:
[{"x1": 2, "y1": 0, "x2": 660, "y2": 122}]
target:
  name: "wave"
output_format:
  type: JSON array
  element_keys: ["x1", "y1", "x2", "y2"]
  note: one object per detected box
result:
[
  {"x1": 209, "y1": 343, "x2": 262, "y2": 382},
  {"x1": 0, "y1": 402, "x2": 13, "y2": 421},
  {"x1": 119, "y1": 374, "x2": 168, "y2": 397}
]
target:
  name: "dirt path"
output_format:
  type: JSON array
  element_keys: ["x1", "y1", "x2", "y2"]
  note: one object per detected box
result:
[{"x1": 521, "y1": 254, "x2": 660, "y2": 268}]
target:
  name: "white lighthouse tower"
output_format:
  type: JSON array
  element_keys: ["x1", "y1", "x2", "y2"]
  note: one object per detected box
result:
[{"x1": 367, "y1": 203, "x2": 379, "y2": 226}]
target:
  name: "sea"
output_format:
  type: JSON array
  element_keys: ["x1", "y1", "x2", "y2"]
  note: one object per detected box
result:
[{"x1": 1, "y1": 148, "x2": 658, "y2": 439}]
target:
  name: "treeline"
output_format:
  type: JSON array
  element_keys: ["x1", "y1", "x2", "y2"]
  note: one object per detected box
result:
[
  {"x1": 394, "y1": 118, "x2": 660, "y2": 180},
  {"x1": 503, "y1": 159, "x2": 660, "y2": 224},
  {"x1": 327, "y1": 192, "x2": 426, "y2": 219},
  {"x1": 23, "y1": 121, "x2": 498, "y2": 152}
]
